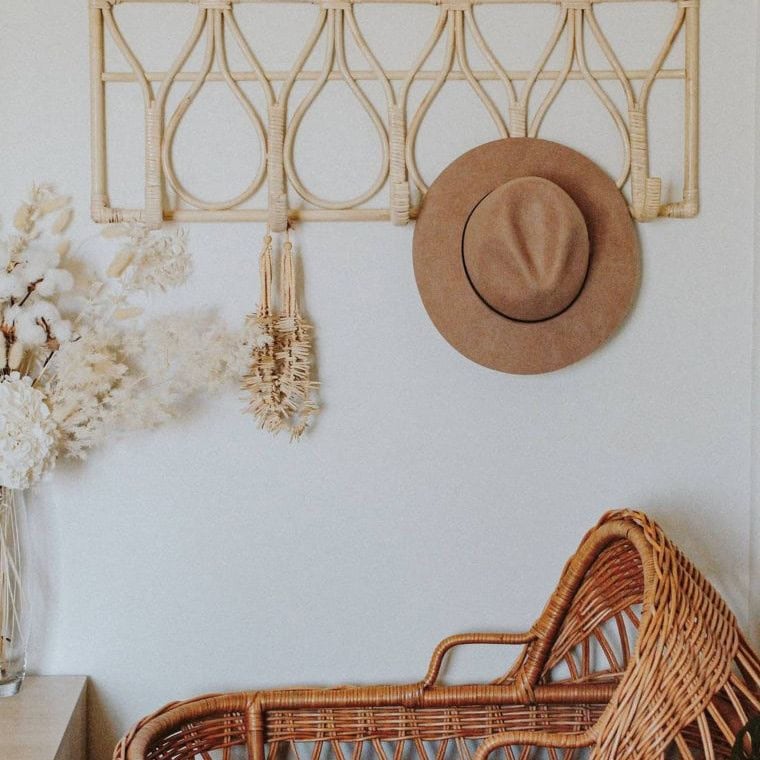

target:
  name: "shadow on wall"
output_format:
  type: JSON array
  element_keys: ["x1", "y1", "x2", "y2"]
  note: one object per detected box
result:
[
  {"x1": 88, "y1": 681, "x2": 120, "y2": 760},
  {"x1": 28, "y1": 488, "x2": 60, "y2": 678},
  {"x1": 652, "y1": 502, "x2": 751, "y2": 635}
]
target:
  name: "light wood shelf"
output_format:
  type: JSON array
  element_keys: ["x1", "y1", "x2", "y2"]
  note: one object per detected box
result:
[{"x1": 0, "y1": 676, "x2": 87, "y2": 760}]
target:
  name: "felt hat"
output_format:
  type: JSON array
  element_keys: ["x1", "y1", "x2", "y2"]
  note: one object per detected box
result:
[{"x1": 413, "y1": 138, "x2": 640, "y2": 374}]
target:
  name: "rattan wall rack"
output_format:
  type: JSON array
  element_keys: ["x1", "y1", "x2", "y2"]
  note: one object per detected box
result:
[{"x1": 90, "y1": 0, "x2": 700, "y2": 230}]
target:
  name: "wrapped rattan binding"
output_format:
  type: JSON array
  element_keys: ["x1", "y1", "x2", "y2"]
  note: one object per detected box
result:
[
  {"x1": 243, "y1": 231, "x2": 319, "y2": 439},
  {"x1": 243, "y1": 233, "x2": 279, "y2": 432},
  {"x1": 114, "y1": 509, "x2": 760, "y2": 760},
  {"x1": 275, "y1": 238, "x2": 319, "y2": 439}
]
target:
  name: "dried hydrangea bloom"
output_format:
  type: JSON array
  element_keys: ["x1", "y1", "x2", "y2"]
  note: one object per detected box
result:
[{"x1": 0, "y1": 373, "x2": 57, "y2": 489}]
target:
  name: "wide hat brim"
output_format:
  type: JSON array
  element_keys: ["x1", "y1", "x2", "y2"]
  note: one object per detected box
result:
[{"x1": 413, "y1": 138, "x2": 640, "y2": 374}]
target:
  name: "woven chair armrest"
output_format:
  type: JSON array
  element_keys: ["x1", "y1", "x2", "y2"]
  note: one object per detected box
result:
[
  {"x1": 423, "y1": 632, "x2": 538, "y2": 689},
  {"x1": 114, "y1": 693, "x2": 254, "y2": 760},
  {"x1": 472, "y1": 728, "x2": 596, "y2": 760}
]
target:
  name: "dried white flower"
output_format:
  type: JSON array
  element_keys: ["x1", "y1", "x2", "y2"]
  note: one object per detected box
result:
[
  {"x1": 0, "y1": 244, "x2": 11, "y2": 270},
  {"x1": 39, "y1": 196, "x2": 70, "y2": 215},
  {"x1": 106, "y1": 249, "x2": 135, "y2": 279},
  {"x1": 14, "y1": 317, "x2": 47, "y2": 347},
  {"x1": 113, "y1": 307, "x2": 144, "y2": 321},
  {"x1": 13, "y1": 204, "x2": 34, "y2": 234},
  {"x1": 53, "y1": 320, "x2": 72, "y2": 343},
  {"x1": 10, "y1": 301, "x2": 63, "y2": 347},
  {"x1": 2, "y1": 305, "x2": 21, "y2": 324},
  {"x1": 28, "y1": 300, "x2": 63, "y2": 324},
  {"x1": 101, "y1": 224, "x2": 130, "y2": 239},
  {"x1": 43, "y1": 327, "x2": 130, "y2": 459},
  {"x1": 51, "y1": 208, "x2": 73, "y2": 235},
  {"x1": 0, "y1": 372, "x2": 57, "y2": 489},
  {"x1": 7, "y1": 342, "x2": 25, "y2": 371},
  {"x1": 2, "y1": 184, "x2": 270, "y2": 469},
  {"x1": 36, "y1": 268, "x2": 74, "y2": 297},
  {"x1": 121, "y1": 228, "x2": 192, "y2": 293},
  {"x1": 0, "y1": 272, "x2": 26, "y2": 300},
  {"x1": 28, "y1": 245, "x2": 60, "y2": 270}
]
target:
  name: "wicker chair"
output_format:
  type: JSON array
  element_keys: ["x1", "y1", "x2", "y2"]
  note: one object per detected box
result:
[{"x1": 115, "y1": 510, "x2": 760, "y2": 760}]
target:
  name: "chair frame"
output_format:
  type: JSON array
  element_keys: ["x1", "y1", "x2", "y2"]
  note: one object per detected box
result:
[{"x1": 115, "y1": 511, "x2": 760, "y2": 760}]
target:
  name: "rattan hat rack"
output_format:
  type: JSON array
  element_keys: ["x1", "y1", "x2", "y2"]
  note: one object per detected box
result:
[
  {"x1": 89, "y1": 0, "x2": 700, "y2": 429},
  {"x1": 89, "y1": 0, "x2": 700, "y2": 231}
]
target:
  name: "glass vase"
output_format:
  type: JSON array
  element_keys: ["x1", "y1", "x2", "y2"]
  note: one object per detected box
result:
[{"x1": 0, "y1": 487, "x2": 31, "y2": 696}]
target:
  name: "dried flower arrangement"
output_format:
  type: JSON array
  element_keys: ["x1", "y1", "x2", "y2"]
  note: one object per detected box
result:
[
  {"x1": 0, "y1": 185, "x2": 320, "y2": 692},
  {"x1": 0, "y1": 184, "x2": 258, "y2": 491},
  {"x1": 243, "y1": 233, "x2": 319, "y2": 440}
]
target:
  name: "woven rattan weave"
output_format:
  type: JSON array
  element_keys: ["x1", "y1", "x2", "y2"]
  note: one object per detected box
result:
[{"x1": 114, "y1": 510, "x2": 760, "y2": 760}]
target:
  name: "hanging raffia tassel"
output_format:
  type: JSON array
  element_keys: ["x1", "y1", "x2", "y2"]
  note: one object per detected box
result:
[
  {"x1": 242, "y1": 233, "x2": 284, "y2": 433},
  {"x1": 275, "y1": 233, "x2": 319, "y2": 440}
]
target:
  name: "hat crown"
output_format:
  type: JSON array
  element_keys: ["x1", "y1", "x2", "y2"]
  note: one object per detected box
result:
[{"x1": 462, "y1": 177, "x2": 590, "y2": 322}]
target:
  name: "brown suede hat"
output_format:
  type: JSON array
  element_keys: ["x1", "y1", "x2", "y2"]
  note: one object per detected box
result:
[{"x1": 413, "y1": 138, "x2": 640, "y2": 374}]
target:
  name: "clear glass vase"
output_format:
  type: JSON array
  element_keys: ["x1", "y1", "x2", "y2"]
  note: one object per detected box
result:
[{"x1": 0, "y1": 487, "x2": 30, "y2": 696}]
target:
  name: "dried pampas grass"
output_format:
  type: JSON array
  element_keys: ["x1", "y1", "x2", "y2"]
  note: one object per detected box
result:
[{"x1": 243, "y1": 232, "x2": 319, "y2": 440}]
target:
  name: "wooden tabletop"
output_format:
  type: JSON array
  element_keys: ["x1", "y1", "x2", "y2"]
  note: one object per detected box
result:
[{"x1": 0, "y1": 676, "x2": 87, "y2": 760}]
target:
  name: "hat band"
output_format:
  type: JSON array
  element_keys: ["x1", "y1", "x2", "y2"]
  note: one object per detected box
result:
[{"x1": 459, "y1": 191, "x2": 591, "y2": 325}]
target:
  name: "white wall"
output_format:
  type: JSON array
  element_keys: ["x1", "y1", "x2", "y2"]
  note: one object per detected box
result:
[
  {"x1": 752, "y1": 0, "x2": 760, "y2": 659},
  {"x1": 1, "y1": 2, "x2": 758, "y2": 758}
]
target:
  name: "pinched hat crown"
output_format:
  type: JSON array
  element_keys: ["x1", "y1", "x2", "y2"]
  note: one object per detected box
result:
[{"x1": 462, "y1": 177, "x2": 590, "y2": 323}]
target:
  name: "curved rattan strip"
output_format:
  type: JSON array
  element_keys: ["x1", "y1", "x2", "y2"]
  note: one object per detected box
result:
[
  {"x1": 464, "y1": 8, "x2": 517, "y2": 109},
  {"x1": 102, "y1": 6, "x2": 153, "y2": 104},
  {"x1": 528, "y1": 8, "x2": 573, "y2": 138},
  {"x1": 517, "y1": 5, "x2": 568, "y2": 117},
  {"x1": 283, "y1": 9, "x2": 390, "y2": 210},
  {"x1": 510, "y1": 517, "x2": 656, "y2": 699},
  {"x1": 267, "y1": 9, "x2": 328, "y2": 230},
  {"x1": 406, "y1": 11, "x2": 456, "y2": 194},
  {"x1": 585, "y1": 8, "x2": 634, "y2": 110},
  {"x1": 224, "y1": 8, "x2": 275, "y2": 107},
  {"x1": 396, "y1": 6, "x2": 447, "y2": 203},
  {"x1": 453, "y1": 12, "x2": 508, "y2": 139},
  {"x1": 155, "y1": 9, "x2": 206, "y2": 110},
  {"x1": 397, "y1": 7, "x2": 447, "y2": 115},
  {"x1": 343, "y1": 8, "x2": 395, "y2": 107},
  {"x1": 638, "y1": 5, "x2": 686, "y2": 110},
  {"x1": 342, "y1": 8, "x2": 409, "y2": 224},
  {"x1": 162, "y1": 9, "x2": 268, "y2": 210},
  {"x1": 573, "y1": 10, "x2": 631, "y2": 188},
  {"x1": 628, "y1": 4, "x2": 686, "y2": 219}
]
